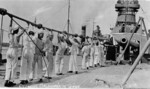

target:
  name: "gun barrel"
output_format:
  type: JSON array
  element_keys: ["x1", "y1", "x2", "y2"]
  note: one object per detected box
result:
[
  {"x1": 120, "y1": 38, "x2": 139, "y2": 47},
  {"x1": 121, "y1": 38, "x2": 127, "y2": 44}
]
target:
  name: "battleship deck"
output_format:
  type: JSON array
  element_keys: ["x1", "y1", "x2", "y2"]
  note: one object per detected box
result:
[{"x1": 0, "y1": 56, "x2": 150, "y2": 88}]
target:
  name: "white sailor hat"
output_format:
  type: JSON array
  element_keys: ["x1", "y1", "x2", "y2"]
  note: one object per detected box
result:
[
  {"x1": 47, "y1": 33, "x2": 53, "y2": 38},
  {"x1": 59, "y1": 34, "x2": 64, "y2": 37},
  {"x1": 13, "y1": 25, "x2": 19, "y2": 31},
  {"x1": 83, "y1": 41, "x2": 89, "y2": 45}
]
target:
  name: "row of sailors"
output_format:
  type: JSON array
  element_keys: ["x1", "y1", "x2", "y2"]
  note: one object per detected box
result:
[
  {"x1": 81, "y1": 41, "x2": 105, "y2": 70},
  {"x1": 4, "y1": 24, "x2": 105, "y2": 87}
]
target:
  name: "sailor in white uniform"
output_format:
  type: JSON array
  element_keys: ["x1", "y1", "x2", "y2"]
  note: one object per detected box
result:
[
  {"x1": 99, "y1": 42, "x2": 105, "y2": 66},
  {"x1": 30, "y1": 30, "x2": 45, "y2": 82},
  {"x1": 81, "y1": 42, "x2": 90, "y2": 69},
  {"x1": 68, "y1": 35, "x2": 80, "y2": 74},
  {"x1": 4, "y1": 24, "x2": 25, "y2": 87},
  {"x1": 55, "y1": 33, "x2": 67, "y2": 75},
  {"x1": 94, "y1": 42, "x2": 100, "y2": 67},
  {"x1": 89, "y1": 40, "x2": 95, "y2": 68},
  {"x1": 19, "y1": 28, "x2": 35, "y2": 84},
  {"x1": 43, "y1": 31, "x2": 54, "y2": 79},
  {"x1": 98, "y1": 42, "x2": 102, "y2": 66}
]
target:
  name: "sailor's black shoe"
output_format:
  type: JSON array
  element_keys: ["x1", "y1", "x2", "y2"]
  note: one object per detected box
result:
[
  {"x1": 20, "y1": 80, "x2": 26, "y2": 84},
  {"x1": 4, "y1": 80, "x2": 16, "y2": 87},
  {"x1": 47, "y1": 77, "x2": 52, "y2": 79},
  {"x1": 94, "y1": 64, "x2": 97, "y2": 67},
  {"x1": 44, "y1": 76, "x2": 52, "y2": 79},
  {"x1": 29, "y1": 79, "x2": 33, "y2": 81},
  {"x1": 87, "y1": 67, "x2": 89, "y2": 70},
  {"x1": 4, "y1": 80, "x2": 10, "y2": 87},
  {"x1": 25, "y1": 80, "x2": 28, "y2": 84},
  {"x1": 9, "y1": 81, "x2": 16, "y2": 86},
  {"x1": 38, "y1": 79, "x2": 43, "y2": 82},
  {"x1": 75, "y1": 71, "x2": 78, "y2": 74},
  {"x1": 59, "y1": 73, "x2": 64, "y2": 75},
  {"x1": 67, "y1": 71, "x2": 73, "y2": 73}
]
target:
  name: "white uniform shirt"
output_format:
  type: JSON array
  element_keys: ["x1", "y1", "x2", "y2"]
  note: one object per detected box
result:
[
  {"x1": 95, "y1": 45, "x2": 100, "y2": 55},
  {"x1": 90, "y1": 45, "x2": 95, "y2": 56},
  {"x1": 43, "y1": 38, "x2": 53, "y2": 54},
  {"x1": 69, "y1": 37, "x2": 79, "y2": 55},
  {"x1": 9, "y1": 34, "x2": 20, "y2": 48},
  {"x1": 82, "y1": 45, "x2": 90, "y2": 56},
  {"x1": 56, "y1": 42, "x2": 67, "y2": 56},
  {"x1": 34, "y1": 37, "x2": 44, "y2": 55},
  {"x1": 23, "y1": 35, "x2": 35, "y2": 53}
]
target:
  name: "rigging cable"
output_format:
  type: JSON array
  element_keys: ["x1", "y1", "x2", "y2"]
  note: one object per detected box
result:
[
  {"x1": 69, "y1": 22, "x2": 74, "y2": 34},
  {"x1": 62, "y1": 22, "x2": 67, "y2": 31},
  {"x1": 140, "y1": 6, "x2": 150, "y2": 23}
]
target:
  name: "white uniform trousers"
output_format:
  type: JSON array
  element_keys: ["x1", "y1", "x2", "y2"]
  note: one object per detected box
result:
[
  {"x1": 68, "y1": 54, "x2": 78, "y2": 72},
  {"x1": 44, "y1": 52, "x2": 53, "y2": 77},
  {"x1": 30, "y1": 54, "x2": 43, "y2": 79},
  {"x1": 94, "y1": 53, "x2": 99, "y2": 65},
  {"x1": 87, "y1": 55, "x2": 90, "y2": 68},
  {"x1": 5, "y1": 48, "x2": 18, "y2": 81},
  {"x1": 99, "y1": 52, "x2": 102, "y2": 65},
  {"x1": 90, "y1": 53, "x2": 94, "y2": 67},
  {"x1": 55, "y1": 54, "x2": 64, "y2": 74},
  {"x1": 82, "y1": 54, "x2": 89, "y2": 69},
  {"x1": 20, "y1": 48, "x2": 33, "y2": 80},
  {"x1": 101, "y1": 51, "x2": 105, "y2": 66}
]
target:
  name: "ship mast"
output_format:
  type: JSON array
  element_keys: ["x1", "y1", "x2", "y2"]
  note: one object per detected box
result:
[
  {"x1": 67, "y1": 0, "x2": 70, "y2": 33},
  {"x1": 0, "y1": 15, "x2": 3, "y2": 64}
]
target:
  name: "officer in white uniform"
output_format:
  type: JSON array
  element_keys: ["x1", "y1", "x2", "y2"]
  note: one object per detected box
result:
[
  {"x1": 68, "y1": 35, "x2": 80, "y2": 74},
  {"x1": 55, "y1": 33, "x2": 67, "y2": 75},
  {"x1": 30, "y1": 30, "x2": 45, "y2": 82},
  {"x1": 4, "y1": 24, "x2": 25, "y2": 87},
  {"x1": 43, "y1": 31, "x2": 54, "y2": 79},
  {"x1": 19, "y1": 29, "x2": 35, "y2": 84}
]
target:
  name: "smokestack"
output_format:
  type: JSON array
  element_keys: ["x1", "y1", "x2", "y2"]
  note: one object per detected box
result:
[
  {"x1": 81, "y1": 25, "x2": 86, "y2": 37},
  {"x1": 81, "y1": 25, "x2": 86, "y2": 44}
]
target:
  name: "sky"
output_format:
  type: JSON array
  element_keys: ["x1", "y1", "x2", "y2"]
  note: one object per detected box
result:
[{"x1": 0, "y1": 0, "x2": 150, "y2": 43}]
